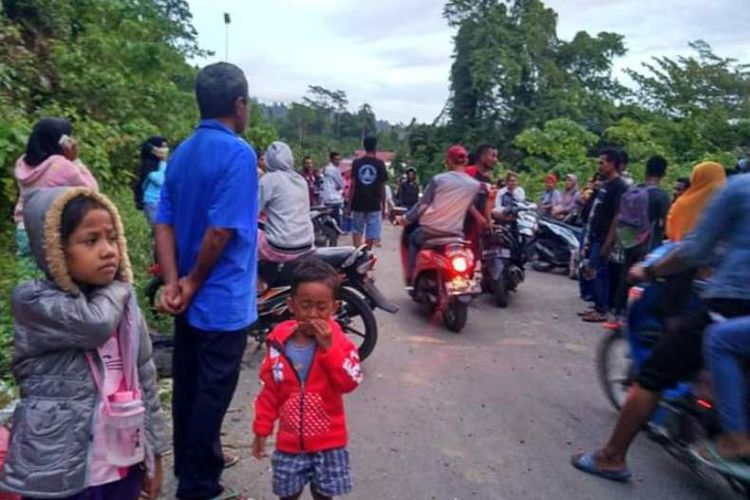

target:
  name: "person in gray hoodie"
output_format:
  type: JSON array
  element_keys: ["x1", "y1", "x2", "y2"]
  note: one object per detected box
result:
[
  {"x1": 258, "y1": 141, "x2": 315, "y2": 263},
  {"x1": 0, "y1": 187, "x2": 168, "y2": 499}
]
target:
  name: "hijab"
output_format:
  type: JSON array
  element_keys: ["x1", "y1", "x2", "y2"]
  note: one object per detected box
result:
[
  {"x1": 24, "y1": 118, "x2": 72, "y2": 167},
  {"x1": 666, "y1": 161, "x2": 726, "y2": 241}
]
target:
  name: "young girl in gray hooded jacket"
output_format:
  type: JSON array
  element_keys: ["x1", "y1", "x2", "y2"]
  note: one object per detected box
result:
[{"x1": 0, "y1": 187, "x2": 168, "y2": 500}]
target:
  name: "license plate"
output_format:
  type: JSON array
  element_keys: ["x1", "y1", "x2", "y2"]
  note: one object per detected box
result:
[{"x1": 445, "y1": 277, "x2": 477, "y2": 295}]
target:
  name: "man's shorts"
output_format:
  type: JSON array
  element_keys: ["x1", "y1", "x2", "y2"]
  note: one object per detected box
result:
[
  {"x1": 351, "y1": 211, "x2": 382, "y2": 240},
  {"x1": 272, "y1": 448, "x2": 352, "y2": 497}
]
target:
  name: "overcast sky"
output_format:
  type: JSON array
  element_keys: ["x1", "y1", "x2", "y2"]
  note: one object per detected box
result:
[{"x1": 186, "y1": 0, "x2": 750, "y2": 124}]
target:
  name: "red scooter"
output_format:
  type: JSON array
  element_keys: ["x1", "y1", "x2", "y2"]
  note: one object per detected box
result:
[{"x1": 400, "y1": 225, "x2": 480, "y2": 333}]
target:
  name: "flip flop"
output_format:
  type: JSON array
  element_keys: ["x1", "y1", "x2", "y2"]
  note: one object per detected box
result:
[
  {"x1": 223, "y1": 451, "x2": 240, "y2": 469},
  {"x1": 571, "y1": 452, "x2": 632, "y2": 482},
  {"x1": 582, "y1": 312, "x2": 608, "y2": 323},
  {"x1": 210, "y1": 487, "x2": 243, "y2": 500},
  {"x1": 691, "y1": 443, "x2": 750, "y2": 482}
]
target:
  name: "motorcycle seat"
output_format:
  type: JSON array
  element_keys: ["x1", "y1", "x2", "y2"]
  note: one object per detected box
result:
[
  {"x1": 315, "y1": 246, "x2": 357, "y2": 267},
  {"x1": 422, "y1": 237, "x2": 468, "y2": 249}
]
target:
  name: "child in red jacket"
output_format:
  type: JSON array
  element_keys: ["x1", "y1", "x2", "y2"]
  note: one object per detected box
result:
[{"x1": 252, "y1": 259, "x2": 363, "y2": 499}]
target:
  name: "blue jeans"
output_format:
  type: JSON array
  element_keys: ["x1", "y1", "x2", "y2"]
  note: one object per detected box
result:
[
  {"x1": 705, "y1": 316, "x2": 750, "y2": 434},
  {"x1": 588, "y1": 241, "x2": 610, "y2": 313},
  {"x1": 351, "y1": 211, "x2": 382, "y2": 241}
]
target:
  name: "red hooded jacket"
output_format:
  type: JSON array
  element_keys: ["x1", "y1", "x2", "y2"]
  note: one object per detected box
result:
[{"x1": 253, "y1": 319, "x2": 362, "y2": 453}]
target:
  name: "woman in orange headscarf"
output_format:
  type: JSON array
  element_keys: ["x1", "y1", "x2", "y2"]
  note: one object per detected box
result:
[{"x1": 666, "y1": 161, "x2": 726, "y2": 241}]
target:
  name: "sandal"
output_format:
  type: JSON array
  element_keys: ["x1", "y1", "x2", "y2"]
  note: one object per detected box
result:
[
  {"x1": 582, "y1": 311, "x2": 608, "y2": 323},
  {"x1": 210, "y1": 486, "x2": 243, "y2": 500},
  {"x1": 578, "y1": 307, "x2": 596, "y2": 317},
  {"x1": 571, "y1": 451, "x2": 632, "y2": 482},
  {"x1": 223, "y1": 452, "x2": 240, "y2": 469}
]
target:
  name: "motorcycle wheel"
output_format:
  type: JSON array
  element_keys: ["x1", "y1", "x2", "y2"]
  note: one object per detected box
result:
[
  {"x1": 315, "y1": 226, "x2": 339, "y2": 247},
  {"x1": 336, "y1": 288, "x2": 378, "y2": 361},
  {"x1": 443, "y1": 299, "x2": 468, "y2": 333},
  {"x1": 597, "y1": 328, "x2": 633, "y2": 412},
  {"x1": 494, "y1": 277, "x2": 508, "y2": 308},
  {"x1": 530, "y1": 239, "x2": 556, "y2": 272}
]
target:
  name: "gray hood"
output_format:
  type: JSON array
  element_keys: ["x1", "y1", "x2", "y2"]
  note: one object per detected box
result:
[
  {"x1": 265, "y1": 141, "x2": 295, "y2": 173},
  {"x1": 23, "y1": 187, "x2": 133, "y2": 296}
]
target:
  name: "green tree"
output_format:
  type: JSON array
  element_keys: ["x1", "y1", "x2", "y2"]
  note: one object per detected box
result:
[
  {"x1": 443, "y1": 0, "x2": 626, "y2": 156},
  {"x1": 514, "y1": 118, "x2": 598, "y2": 174}
]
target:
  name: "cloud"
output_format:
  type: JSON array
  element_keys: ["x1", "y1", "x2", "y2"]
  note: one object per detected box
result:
[{"x1": 187, "y1": 0, "x2": 750, "y2": 123}]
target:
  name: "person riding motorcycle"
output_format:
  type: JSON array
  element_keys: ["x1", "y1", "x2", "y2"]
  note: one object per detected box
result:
[
  {"x1": 258, "y1": 141, "x2": 314, "y2": 264},
  {"x1": 396, "y1": 145, "x2": 486, "y2": 285},
  {"x1": 571, "y1": 162, "x2": 743, "y2": 482}
]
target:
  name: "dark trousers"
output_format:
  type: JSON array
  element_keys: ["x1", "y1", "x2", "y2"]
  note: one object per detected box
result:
[
  {"x1": 173, "y1": 316, "x2": 248, "y2": 499},
  {"x1": 588, "y1": 241, "x2": 610, "y2": 313}
]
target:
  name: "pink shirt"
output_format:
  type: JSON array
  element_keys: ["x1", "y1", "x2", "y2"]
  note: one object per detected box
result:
[
  {"x1": 14, "y1": 155, "x2": 98, "y2": 224},
  {"x1": 87, "y1": 334, "x2": 126, "y2": 487}
]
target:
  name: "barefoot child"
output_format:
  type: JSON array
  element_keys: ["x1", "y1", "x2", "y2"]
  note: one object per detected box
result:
[
  {"x1": 252, "y1": 259, "x2": 363, "y2": 500},
  {"x1": 0, "y1": 187, "x2": 168, "y2": 499}
]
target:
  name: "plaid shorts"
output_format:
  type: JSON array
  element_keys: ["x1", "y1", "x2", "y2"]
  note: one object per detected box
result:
[{"x1": 272, "y1": 448, "x2": 352, "y2": 497}]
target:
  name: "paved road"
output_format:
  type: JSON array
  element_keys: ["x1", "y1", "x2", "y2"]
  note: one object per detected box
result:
[{"x1": 164, "y1": 224, "x2": 737, "y2": 499}]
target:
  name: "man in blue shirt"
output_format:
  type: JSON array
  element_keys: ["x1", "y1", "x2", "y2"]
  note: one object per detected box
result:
[{"x1": 155, "y1": 62, "x2": 257, "y2": 499}]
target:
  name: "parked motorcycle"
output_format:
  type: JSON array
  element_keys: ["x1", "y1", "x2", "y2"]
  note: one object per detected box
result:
[
  {"x1": 147, "y1": 245, "x2": 397, "y2": 362},
  {"x1": 531, "y1": 216, "x2": 582, "y2": 279},
  {"x1": 597, "y1": 244, "x2": 750, "y2": 496},
  {"x1": 481, "y1": 202, "x2": 536, "y2": 307},
  {"x1": 311, "y1": 206, "x2": 344, "y2": 247},
  {"x1": 400, "y1": 226, "x2": 480, "y2": 333}
]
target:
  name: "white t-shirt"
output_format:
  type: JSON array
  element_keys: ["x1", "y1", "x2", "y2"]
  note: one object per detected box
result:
[{"x1": 495, "y1": 187, "x2": 526, "y2": 210}]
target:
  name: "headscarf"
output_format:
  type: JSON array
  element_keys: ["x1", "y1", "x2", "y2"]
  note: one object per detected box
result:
[
  {"x1": 24, "y1": 118, "x2": 72, "y2": 167},
  {"x1": 666, "y1": 161, "x2": 726, "y2": 241},
  {"x1": 133, "y1": 136, "x2": 166, "y2": 207}
]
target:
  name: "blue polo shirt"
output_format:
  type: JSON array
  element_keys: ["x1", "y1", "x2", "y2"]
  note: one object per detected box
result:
[{"x1": 157, "y1": 120, "x2": 258, "y2": 331}]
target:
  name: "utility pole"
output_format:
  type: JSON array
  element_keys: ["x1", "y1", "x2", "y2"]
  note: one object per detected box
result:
[{"x1": 224, "y1": 13, "x2": 231, "y2": 61}]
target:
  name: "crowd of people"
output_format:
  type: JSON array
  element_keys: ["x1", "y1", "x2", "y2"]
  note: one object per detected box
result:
[{"x1": 3, "y1": 58, "x2": 750, "y2": 500}]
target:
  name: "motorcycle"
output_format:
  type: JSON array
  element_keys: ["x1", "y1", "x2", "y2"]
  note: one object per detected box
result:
[
  {"x1": 147, "y1": 245, "x2": 397, "y2": 363},
  {"x1": 481, "y1": 201, "x2": 537, "y2": 308},
  {"x1": 400, "y1": 225, "x2": 480, "y2": 333},
  {"x1": 531, "y1": 215, "x2": 582, "y2": 279},
  {"x1": 597, "y1": 244, "x2": 750, "y2": 496},
  {"x1": 311, "y1": 206, "x2": 344, "y2": 247}
]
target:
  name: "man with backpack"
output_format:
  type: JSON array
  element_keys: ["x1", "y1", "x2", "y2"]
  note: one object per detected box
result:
[{"x1": 612, "y1": 155, "x2": 671, "y2": 316}]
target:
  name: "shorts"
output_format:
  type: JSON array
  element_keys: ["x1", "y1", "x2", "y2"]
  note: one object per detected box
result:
[
  {"x1": 351, "y1": 211, "x2": 382, "y2": 240},
  {"x1": 272, "y1": 448, "x2": 352, "y2": 497},
  {"x1": 638, "y1": 299, "x2": 750, "y2": 392}
]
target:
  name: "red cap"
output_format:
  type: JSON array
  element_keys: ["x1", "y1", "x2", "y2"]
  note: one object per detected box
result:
[
  {"x1": 446, "y1": 145, "x2": 468, "y2": 164},
  {"x1": 545, "y1": 173, "x2": 558, "y2": 184}
]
